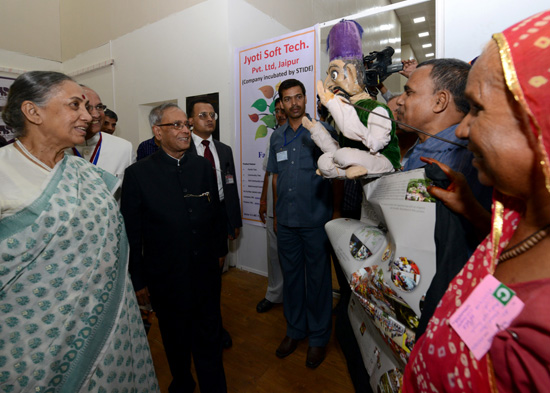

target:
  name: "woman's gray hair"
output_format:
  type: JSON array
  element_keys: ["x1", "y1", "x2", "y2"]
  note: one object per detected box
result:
[
  {"x1": 149, "y1": 103, "x2": 181, "y2": 127},
  {"x1": 1, "y1": 71, "x2": 74, "y2": 137}
]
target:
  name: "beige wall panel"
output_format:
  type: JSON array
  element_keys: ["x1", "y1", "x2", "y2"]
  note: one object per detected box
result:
[
  {"x1": 59, "y1": 0, "x2": 205, "y2": 61},
  {"x1": 0, "y1": 0, "x2": 61, "y2": 61},
  {"x1": 59, "y1": 0, "x2": 106, "y2": 62}
]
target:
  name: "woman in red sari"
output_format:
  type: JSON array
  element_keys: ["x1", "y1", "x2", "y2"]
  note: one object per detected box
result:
[{"x1": 403, "y1": 10, "x2": 550, "y2": 392}]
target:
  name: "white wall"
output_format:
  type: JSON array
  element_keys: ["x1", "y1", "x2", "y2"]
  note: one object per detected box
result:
[
  {"x1": 442, "y1": 0, "x2": 549, "y2": 61},
  {"x1": 0, "y1": 49, "x2": 60, "y2": 79}
]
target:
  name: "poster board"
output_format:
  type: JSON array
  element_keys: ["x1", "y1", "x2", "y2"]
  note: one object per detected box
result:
[
  {"x1": 326, "y1": 168, "x2": 437, "y2": 392},
  {"x1": 234, "y1": 26, "x2": 320, "y2": 226}
]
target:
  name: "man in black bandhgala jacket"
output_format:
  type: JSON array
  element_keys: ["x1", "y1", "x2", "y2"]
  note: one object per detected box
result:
[{"x1": 121, "y1": 103, "x2": 228, "y2": 393}]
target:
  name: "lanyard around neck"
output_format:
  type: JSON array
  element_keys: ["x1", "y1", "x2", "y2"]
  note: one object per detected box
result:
[
  {"x1": 72, "y1": 132, "x2": 102, "y2": 165},
  {"x1": 283, "y1": 126, "x2": 304, "y2": 147}
]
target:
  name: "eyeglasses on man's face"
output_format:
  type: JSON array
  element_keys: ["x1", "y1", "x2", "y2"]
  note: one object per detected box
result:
[
  {"x1": 86, "y1": 104, "x2": 107, "y2": 113},
  {"x1": 197, "y1": 112, "x2": 218, "y2": 120},
  {"x1": 156, "y1": 121, "x2": 190, "y2": 130}
]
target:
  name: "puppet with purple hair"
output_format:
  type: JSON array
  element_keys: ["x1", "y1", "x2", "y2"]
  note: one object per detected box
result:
[{"x1": 302, "y1": 20, "x2": 401, "y2": 178}]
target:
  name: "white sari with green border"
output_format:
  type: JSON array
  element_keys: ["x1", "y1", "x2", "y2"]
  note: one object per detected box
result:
[{"x1": 0, "y1": 156, "x2": 159, "y2": 392}]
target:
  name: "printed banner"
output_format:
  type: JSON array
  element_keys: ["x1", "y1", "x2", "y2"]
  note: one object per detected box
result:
[
  {"x1": 326, "y1": 169, "x2": 438, "y2": 392},
  {"x1": 0, "y1": 76, "x2": 16, "y2": 142},
  {"x1": 234, "y1": 26, "x2": 320, "y2": 226}
]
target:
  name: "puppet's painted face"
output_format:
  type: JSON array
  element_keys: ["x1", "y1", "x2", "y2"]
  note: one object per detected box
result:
[{"x1": 324, "y1": 59, "x2": 364, "y2": 98}]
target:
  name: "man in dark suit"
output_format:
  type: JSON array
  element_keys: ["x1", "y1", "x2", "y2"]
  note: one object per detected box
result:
[
  {"x1": 188, "y1": 99, "x2": 242, "y2": 348},
  {"x1": 188, "y1": 99, "x2": 242, "y2": 241},
  {"x1": 121, "y1": 103, "x2": 227, "y2": 393}
]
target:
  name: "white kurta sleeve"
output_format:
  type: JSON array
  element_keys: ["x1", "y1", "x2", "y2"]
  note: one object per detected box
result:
[{"x1": 325, "y1": 98, "x2": 391, "y2": 153}]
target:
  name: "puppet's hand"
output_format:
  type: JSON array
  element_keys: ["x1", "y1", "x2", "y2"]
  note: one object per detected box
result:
[
  {"x1": 317, "y1": 80, "x2": 335, "y2": 106},
  {"x1": 302, "y1": 116, "x2": 317, "y2": 131}
]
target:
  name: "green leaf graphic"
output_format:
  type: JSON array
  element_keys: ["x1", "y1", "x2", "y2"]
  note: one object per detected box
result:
[
  {"x1": 255, "y1": 125, "x2": 268, "y2": 140},
  {"x1": 252, "y1": 99, "x2": 268, "y2": 112},
  {"x1": 269, "y1": 100, "x2": 276, "y2": 114},
  {"x1": 261, "y1": 114, "x2": 276, "y2": 129}
]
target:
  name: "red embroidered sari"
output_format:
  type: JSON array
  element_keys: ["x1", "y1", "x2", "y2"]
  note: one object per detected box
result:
[{"x1": 402, "y1": 10, "x2": 550, "y2": 393}]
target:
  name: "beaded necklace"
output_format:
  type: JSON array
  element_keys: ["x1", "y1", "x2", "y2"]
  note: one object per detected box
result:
[{"x1": 498, "y1": 223, "x2": 550, "y2": 263}]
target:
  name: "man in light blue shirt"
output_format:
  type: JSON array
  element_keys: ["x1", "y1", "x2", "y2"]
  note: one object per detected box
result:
[
  {"x1": 396, "y1": 59, "x2": 491, "y2": 209},
  {"x1": 395, "y1": 58, "x2": 493, "y2": 337},
  {"x1": 267, "y1": 79, "x2": 336, "y2": 368}
]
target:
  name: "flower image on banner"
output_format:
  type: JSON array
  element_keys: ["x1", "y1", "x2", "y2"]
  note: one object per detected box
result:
[
  {"x1": 248, "y1": 82, "x2": 280, "y2": 141},
  {"x1": 234, "y1": 26, "x2": 320, "y2": 225}
]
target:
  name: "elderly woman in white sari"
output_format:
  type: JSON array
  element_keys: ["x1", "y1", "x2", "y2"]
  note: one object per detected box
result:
[{"x1": 0, "y1": 71, "x2": 159, "y2": 392}]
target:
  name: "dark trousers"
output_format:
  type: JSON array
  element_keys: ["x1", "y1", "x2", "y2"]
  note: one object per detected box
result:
[
  {"x1": 155, "y1": 281, "x2": 227, "y2": 393},
  {"x1": 277, "y1": 223, "x2": 333, "y2": 346}
]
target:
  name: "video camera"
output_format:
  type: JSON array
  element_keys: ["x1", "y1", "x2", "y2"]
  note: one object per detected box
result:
[{"x1": 363, "y1": 46, "x2": 403, "y2": 87}]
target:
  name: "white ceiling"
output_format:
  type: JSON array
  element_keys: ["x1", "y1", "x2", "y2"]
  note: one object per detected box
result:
[
  {"x1": 317, "y1": 0, "x2": 436, "y2": 66},
  {"x1": 391, "y1": 0, "x2": 436, "y2": 62}
]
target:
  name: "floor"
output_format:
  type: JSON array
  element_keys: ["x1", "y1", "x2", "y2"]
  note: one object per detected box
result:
[{"x1": 146, "y1": 267, "x2": 355, "y2": 392}]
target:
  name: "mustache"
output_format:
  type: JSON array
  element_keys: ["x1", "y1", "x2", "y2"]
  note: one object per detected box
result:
[{"x1": 330, "y1": 87, "x2": 352, "y2": 101}]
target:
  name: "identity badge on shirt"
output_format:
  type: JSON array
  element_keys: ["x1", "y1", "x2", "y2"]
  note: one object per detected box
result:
[
  {"x1": 277, "y1": 150, "x2": 288, "y2": 162},
  {"x1": 449, "y1": 274, "x2": 524, "y2": 360},
  {"x1": 225, "y1": 173, "x2": 235, "y2": 185}
]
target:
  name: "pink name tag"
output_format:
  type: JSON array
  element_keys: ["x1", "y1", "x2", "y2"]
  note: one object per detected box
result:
[{"x1": 449, "y1": 274, "x2": 524, "y2": 360}]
